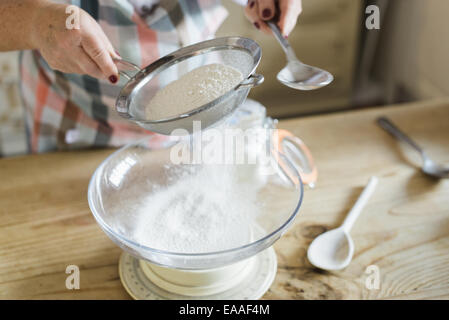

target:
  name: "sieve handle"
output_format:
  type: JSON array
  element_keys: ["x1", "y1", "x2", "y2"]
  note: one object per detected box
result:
[
  {"x1": 236, "y1": 73, "x2": 264, "y2": 90},
  {"x1": 114, "y1": 58, "x2": 142, "y2": 80}
]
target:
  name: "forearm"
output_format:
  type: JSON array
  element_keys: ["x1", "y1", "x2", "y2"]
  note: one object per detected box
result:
[
  {"x1": 0, "y1": 0, "x2": 52, "y2": 51},
  {"x1": 0, "y1": 0, "x2": 119, "y2": 80}
]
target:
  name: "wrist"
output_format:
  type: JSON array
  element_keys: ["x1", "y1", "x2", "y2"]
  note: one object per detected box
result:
[
  {"x1": 26, "y1": 0, "x2": 48, "y2": 49},
  {"x1": 28, "y1": 0, "x2": 68, "y2": 50}
]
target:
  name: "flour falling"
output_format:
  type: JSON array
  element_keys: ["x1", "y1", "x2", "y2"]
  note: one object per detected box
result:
[{"x1": 145, "y1": 63, "x2": 244, "y2": 120}]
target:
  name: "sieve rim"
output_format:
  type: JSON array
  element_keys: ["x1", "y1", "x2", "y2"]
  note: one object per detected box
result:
[{"x1": 115, "y1": 37, "x2": 262, "y2": 124}]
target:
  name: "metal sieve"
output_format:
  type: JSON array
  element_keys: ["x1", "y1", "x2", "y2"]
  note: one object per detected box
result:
[{"x1": 115, "y1": 37, "x2": 264, "y2": 136}]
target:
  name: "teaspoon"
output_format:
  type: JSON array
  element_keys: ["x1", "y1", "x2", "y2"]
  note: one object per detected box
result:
[
  {"x1": 267, "y1": 22, "x2": 334, "y2": 90},
  {"x1": 377, "y1": 117, "x2": 449, "y2": 179}
]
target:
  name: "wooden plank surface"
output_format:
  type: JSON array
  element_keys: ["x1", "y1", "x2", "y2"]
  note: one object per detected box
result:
[{"x1": 1, "y1": 99, "x2": 448, "y2": 299}]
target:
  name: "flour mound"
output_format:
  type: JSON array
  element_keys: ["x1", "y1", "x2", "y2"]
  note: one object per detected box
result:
[
  {"x1": 133, "y1": 165, "x2": 260, "y2": 253},
  {"x1": 145, "y1": 63, "x2": 244, "y2": 120}
]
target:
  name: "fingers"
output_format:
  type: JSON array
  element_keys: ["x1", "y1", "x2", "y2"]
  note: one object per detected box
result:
[
  {"x1": 49, "y1": 58, "x2": 82, "y2": 76},
  {"x1": 49, "y1": 43, "x2": 115, "y2": 80},
  {"x1": 97, "y1": 28, "x2": 121, "y2": 60},
  {"x1": 244, "y1": 1, "x2": 272, "y2": 35},
  {"x1": 244, "y1": 1, "x2": 260, "y2": 28},
  {"x1": 75, "y1": 47, "x2": 105, "y2": 79},
  {"x1": 278, "y1": 0, "x2": 302, "y2": 37},
  {"x1": 81, "y1": 33, "x2": 119, "y2": 83},
  {"x1": 257, "y1": 0, "x2": 276, "y2": 21}
]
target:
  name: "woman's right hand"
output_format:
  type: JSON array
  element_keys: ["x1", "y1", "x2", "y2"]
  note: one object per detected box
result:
[
  {"x1": 31, "y1": 2, "x2": 121, "y2": 83},
  {"x1": 244, "y1": 0, "x2": 303, "y2": 37}
]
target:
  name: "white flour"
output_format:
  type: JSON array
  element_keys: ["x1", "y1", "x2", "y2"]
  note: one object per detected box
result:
[
  {"x1": 133, "y1": 165, "x2": 261, "y2": 253},
  {"x1": 145, "y1": 63, "x2": 244, "y2": 120}
]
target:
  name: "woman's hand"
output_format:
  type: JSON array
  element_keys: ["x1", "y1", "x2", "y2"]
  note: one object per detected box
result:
[
  {"x1": 31, "y1": 2, "x2": 120, "y2": 83},
  {"x1": 244, "y1": 0, "x2": 302, "y2": 37}
]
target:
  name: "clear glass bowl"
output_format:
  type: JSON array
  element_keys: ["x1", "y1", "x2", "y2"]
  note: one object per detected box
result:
[{"x1": 88, "y1": 135, "x2": 304, "y2": 270}]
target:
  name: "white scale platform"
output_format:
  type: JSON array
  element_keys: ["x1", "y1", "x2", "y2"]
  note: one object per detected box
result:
[{"x1": 119, "y1": 247, "x2": 277, "y2": 300}]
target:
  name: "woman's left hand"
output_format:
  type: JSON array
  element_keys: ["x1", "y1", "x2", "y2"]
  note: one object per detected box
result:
[{"x1": 244, "y1": 0, "x2": 302, "y2": 37}]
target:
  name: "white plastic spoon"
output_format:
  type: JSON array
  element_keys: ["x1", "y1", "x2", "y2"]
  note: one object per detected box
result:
[{"x1": 307, "y1": 176, "x2": 379, "y2": 271}]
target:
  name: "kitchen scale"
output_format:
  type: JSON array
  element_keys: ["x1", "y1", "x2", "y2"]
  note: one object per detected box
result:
[{"x1": 87, "y1": 37, "x2": 317, "y2": 300}]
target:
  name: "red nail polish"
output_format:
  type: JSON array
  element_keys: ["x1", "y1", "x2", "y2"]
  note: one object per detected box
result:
[
  {"x1": 249, "y1": 1, "x2": 255, "y2": 9},
  {"x1": 115, "y1": 50, "x2": 122, "y2": 58},
  {"x1": 254, "y1": 22, "x2": 260, "y2": 29},
  {"x1": 262, "y1": 8, "x2": 271, "y2": 18},
  {"x1": 109, "y1": 75, "x2": 118, "y2": 84}
]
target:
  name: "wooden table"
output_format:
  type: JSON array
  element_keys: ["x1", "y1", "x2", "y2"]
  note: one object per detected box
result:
[{"x1": 1, "y1": 99, "x2": 449, "y2": 300}]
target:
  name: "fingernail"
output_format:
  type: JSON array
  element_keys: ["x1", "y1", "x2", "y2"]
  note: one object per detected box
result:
[
  {"x1": 115, "y1": 50, "x2": 122, "y2": 58},
  {"x1": 284, "y1": 35, "x2": 288, "y2": 39},
  {"x1": 262, "y1": 8, "x2": 272, "y2": 18},
  {"x1": 249, "y1": 1, "x2": 255, "y2": 9},
  {"x1": 254, "y1": 22, "x2": 260, "y2": 29},
  {"x1": 109, "y1": 75, "x2": 118, "y2": 84}
]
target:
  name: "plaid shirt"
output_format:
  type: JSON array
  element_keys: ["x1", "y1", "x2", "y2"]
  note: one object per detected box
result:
[{"x1": 19, "y1": 0, "x2": 227, "y2": 153}]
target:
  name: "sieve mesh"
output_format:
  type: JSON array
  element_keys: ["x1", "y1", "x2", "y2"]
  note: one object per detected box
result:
[{"x1": 116, "y1": 37, "x2": 263, "y2": 135}]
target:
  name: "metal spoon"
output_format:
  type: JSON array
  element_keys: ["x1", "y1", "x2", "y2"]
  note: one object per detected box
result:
[
  {"x1": 267, "y1": 22, "x2": 334, "y2": 90},
  {"x1": 377, "y1": 117, "x2": 449, "y2": 179},
  {"x1": 307, "y1": 176, "x2": 379, "y2": 271}
]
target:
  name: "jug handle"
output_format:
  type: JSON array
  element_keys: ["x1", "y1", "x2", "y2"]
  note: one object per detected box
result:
[{"x1": 273, "y1": 129, "x2": 318, "y2": 188}]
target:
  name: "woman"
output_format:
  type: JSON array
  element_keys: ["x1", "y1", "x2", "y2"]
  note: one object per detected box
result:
[{"x1": 0, "y1": 0, "x2": 302, "y2": 153}]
